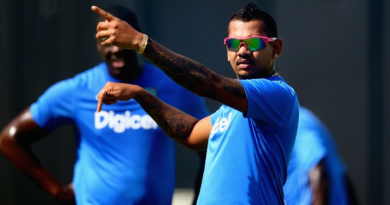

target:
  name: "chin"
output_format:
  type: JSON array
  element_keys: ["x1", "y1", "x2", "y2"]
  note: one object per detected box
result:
[
  {"x1": 236, "y1": 70, "x2": 252, "y2": 79},
  {"x1": 238, "y1": 72, "x2": 265, "y2": 80},
  {"x1": 238, "y1": 75, "x2": 251, "y2": 80}
]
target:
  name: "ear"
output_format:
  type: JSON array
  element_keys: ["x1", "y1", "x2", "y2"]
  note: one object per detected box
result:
[{"x1": 272, "y1": 38, "x2": 283, "y2": 59}]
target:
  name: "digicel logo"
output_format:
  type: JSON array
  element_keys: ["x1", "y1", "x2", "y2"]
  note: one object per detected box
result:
[{"x1": 95, "y1": 111, "x2": 158, "y2": 133}]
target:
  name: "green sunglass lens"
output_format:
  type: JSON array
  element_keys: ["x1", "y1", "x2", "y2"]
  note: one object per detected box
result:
[
  {"x1": 244, "y1": 38, "x2": 265, "y2": 51},
  {"x1": 227, "y1": 39, "x2": 241, "y2": 51}
]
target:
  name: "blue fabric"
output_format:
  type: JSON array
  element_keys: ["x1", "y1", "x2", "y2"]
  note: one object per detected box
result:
[
  {"x1": 30, "y1": 62, "x2": 209, "y2": 205},
  {"x1": 283, "y1": 106, "x2": 349, "y2": 205},
  {"x1": 197, "y1": 76, "x2": 299, "y2": 205}
]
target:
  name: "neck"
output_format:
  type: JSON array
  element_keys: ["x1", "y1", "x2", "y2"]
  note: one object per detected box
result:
[{"x1": 266, "y1": 64, "x2": 277, "y2": 76}]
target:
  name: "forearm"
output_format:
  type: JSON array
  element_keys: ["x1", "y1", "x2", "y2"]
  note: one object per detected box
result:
[
  {"x1": 0, "y1": 132, "x2": 63, "y2": 197},
  {"x1": 310, "y1": 162, "x2": 329, "y2": 205},
  {"x1": 134, "y1": 87, "x2": 198, "y2": 139},
  {"x1": 142, "y1": 38, "x2": 244, "y2": 99}
]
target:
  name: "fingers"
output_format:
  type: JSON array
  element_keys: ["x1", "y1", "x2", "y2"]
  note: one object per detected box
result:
[
  {"x1": 96, "y1": 30, "x2": 113, "y2": 44},
  {"x1": 96, "y1": 89, "x2": 119, "y2": 112},
  {"x1": 96, "y1": 21, "x2": 110, "y2": 32},
  {"x1": 96, "y1": 22, "x2": 116, "y2": 45},
  {"x1": 91, "y1": 6, "x2": 115, "y2": 21},
  {"x1": 104, "y1": 99, "x2": 118, "y2": 105},
  {"x1": 97, "y1": 90, "x2": 106, "y2": 112}
]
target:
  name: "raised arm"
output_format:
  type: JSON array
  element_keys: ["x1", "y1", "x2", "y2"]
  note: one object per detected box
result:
[
  {"x1": 142, "y1": 39, "x2": 247, "y2": 112},
  {"x1": 91, "y1": 6, "x2": 248, "y2": 114},
  {"x1": 97, "y1": 82, "x2": 212, "y2": 150},
  {"x1": 0, "y1": 108, "x2": 75, "y2": 205}
]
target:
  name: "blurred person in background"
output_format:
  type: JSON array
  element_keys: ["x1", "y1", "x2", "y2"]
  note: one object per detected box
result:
[
  {"x1": 283, "y1": 106, "x2": 359, "y2": 205},
  {"x1": 92, "y1": 2, "x2": 299, "y2": 204},
  {"x1": 0, "y1": 5, "x2": 208, "y2": 205}
]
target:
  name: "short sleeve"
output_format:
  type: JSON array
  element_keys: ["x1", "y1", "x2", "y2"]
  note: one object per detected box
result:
[
  {"x1": 294, "y1": 127, "x2": 327, "y2": 172},
  {"x1": 238, "y1": 79, "x2": 297, "y2": 126},
  {"x1": 30, "y1": 79, "x2": 76, "y2": 130}
]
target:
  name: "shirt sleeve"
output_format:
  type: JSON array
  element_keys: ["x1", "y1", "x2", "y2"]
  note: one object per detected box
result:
[
  {"x1": 294, "y1": 127, "x2": 327, "y2": 172},
  {"x1": 238, "y1": 79, "x2": 297, "y2": 126},
  {"x1": 30, "y1": 79, "x2": 76, "y2": 130}
]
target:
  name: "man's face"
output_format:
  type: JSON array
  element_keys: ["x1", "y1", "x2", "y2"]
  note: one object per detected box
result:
[
  {"x1": 96, "y1": 38, "x2": 138, "y2": 74},
  {"x1": 227, "y1": 20, "x2": 277, "y2": 79}
]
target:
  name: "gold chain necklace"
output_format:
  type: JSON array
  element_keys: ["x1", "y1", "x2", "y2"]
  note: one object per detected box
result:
[{"x1": 271, "y1": 72, "x2": 280, "y2": 77}]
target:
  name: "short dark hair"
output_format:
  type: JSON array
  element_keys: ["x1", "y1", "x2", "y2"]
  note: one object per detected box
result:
[
  {"x1": 229, "y1": 2, "x2": 277, "y2": 37},
  {"x1": 102, "y1": 5, "x2": 141, "y2": 32}
]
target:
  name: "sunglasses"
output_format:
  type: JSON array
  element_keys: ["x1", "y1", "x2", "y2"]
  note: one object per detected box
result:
[{"x1": 223, "y1": 36, "x2": 277, "y2": 52}]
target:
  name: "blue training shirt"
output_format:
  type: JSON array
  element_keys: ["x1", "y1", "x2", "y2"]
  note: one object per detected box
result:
[
  {"x1": 196, "y1": 76, "x2": 299, "y2": 205},
  {"x1": 283, "y1": 106, "x2": 349, "y2": 205},
  {"x1": 30, "y1": 62, "x2": 209, "y2": 205}
]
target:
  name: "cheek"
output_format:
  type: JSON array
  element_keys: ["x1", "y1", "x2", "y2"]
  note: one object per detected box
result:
[
  {"x1": 227, "y1": 51, "x2": 236, "y2": 63},
  {"x1": 227, "y1": 52, "x2": 237, "y2": 64},
  {"x1": 253, "y1": 49, "x2": 272, "y2": 65}
]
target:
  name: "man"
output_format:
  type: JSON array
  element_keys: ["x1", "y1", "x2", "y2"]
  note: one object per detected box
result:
[
  {"x1": 0, "y1": 5, "x2": 208, "y2": 205},
  {"x1": 284, "y1": 106, "x2": 357, "y2": 205},
  {"x1": 92, "y1": 2, "x2": 299, "y2": 204}
]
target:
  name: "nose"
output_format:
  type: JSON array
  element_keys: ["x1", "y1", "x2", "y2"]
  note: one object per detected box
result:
[
  {"x1": 106, "y1": 45, "x2": 122, "y2": 53},
  {"x1": 237, "y1": 42, "x2": 251, "y2": 56}
]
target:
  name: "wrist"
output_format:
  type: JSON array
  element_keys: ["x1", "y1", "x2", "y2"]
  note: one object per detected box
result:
[
  {"x1": 32, "y1": 168, "x2": 63, "y2": 198},
  {"x1": 134, "y1": 32, "x2": 145, "y2": 51},
  {"x1": 133, "y1": 85, "x2": 146, "y2": 100}
]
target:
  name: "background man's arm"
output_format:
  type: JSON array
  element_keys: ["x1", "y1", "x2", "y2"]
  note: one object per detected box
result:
[
  {"x1": 309, "y1": 160, "x2": 329, "y2": 205},
  {"x1": 0, "y1": 108, "x2": 75, "y2": 205}
]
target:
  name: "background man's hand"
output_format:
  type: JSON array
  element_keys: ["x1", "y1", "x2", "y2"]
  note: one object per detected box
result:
[
  {"x1": 91, "y1": 5, "x2": 144, "y2": 50},
  {"x1": 54, "y1": 183, "x2": 76, "y2": 205}
]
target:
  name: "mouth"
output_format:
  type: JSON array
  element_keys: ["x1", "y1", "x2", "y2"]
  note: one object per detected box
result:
[
  {"x1": 111, "y1": 59, "x2": 124, "y2": 68},
  {"x1": 108, "y1": 54, "x2": 125, "y2": 68},
  {"x1": 237, "y1": 59, "x2": 255, "y2": 70}
]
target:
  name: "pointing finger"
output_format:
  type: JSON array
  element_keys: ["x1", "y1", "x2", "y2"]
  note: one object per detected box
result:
[
  {"x1": 91, "y1": 6, "x2": 115, "y2": 22},
  {"x1": 97, "y1": 90, "x2": 107, "y2": 112}
]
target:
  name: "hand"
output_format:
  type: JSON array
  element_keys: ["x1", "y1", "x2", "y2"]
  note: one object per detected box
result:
[
  {"x1": 91, "y1": 5, "x2": 144, "y2": 50},
  {"x1": 54, "y1": 183, "x2": 76, "y2": 205},
  {"x1": 96, "y1": 82, "x2": 142, "y2": 112}
]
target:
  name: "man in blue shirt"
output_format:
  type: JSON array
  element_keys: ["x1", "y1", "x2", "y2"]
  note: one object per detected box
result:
[
  {"x1": 0, "y1": 5, "x2": 208, "y2": 205},
  {"x1": 92, "y1": 3, "x2": 299, "y2": 204},
  {"x1": 284, "y1": 106, "x2": 353, "y2": 205}
]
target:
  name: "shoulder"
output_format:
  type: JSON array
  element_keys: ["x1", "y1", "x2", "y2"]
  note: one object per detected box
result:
[
  {"x1": 239, "y1": 77, "x2": 296, "y2": 97},
  {"x1": 71, "y1": 63, "x2": 105, "y2": 88},
  {"x1": 39, "y1": 64, "x2": 103, "y2": 100},
  {"x1": 298, "y1": 106, "x2": 322, "y2": 129}
]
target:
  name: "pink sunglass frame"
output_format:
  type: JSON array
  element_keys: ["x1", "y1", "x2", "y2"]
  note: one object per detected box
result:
[{"x1": 223, "y1": 36, "x2": 277, "y2": 45}]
